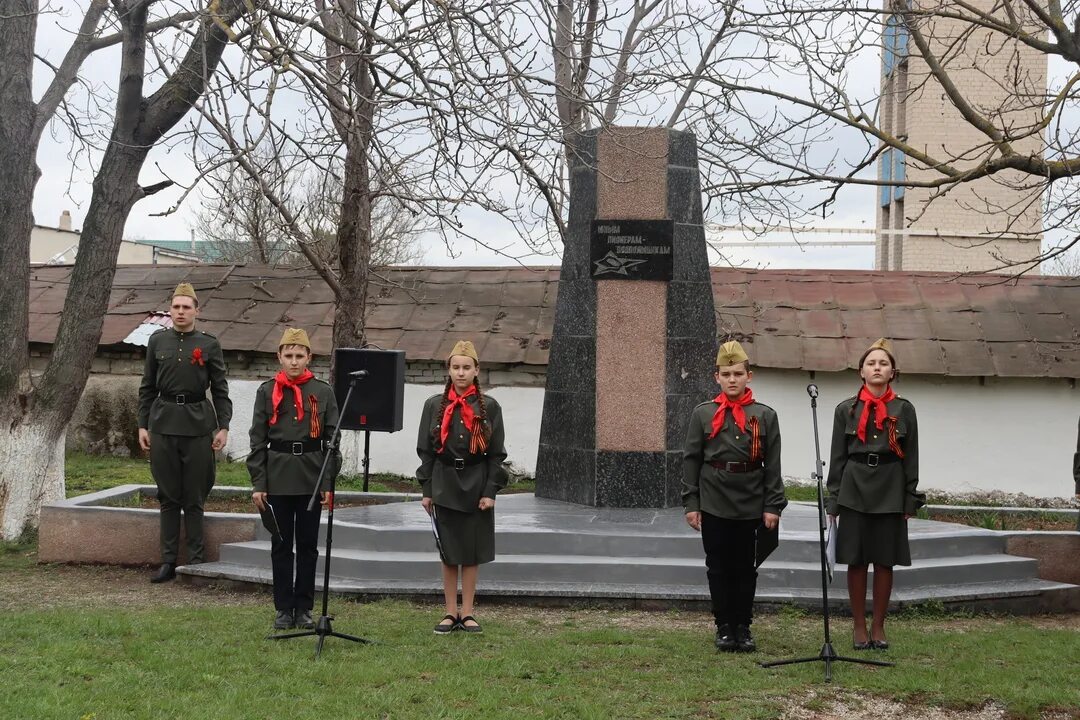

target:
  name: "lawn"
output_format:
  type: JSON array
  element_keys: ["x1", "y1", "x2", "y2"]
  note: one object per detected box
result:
[
  {"x1": 64, "y1": 452, "x2": 537, "y2": 497},
  {"x1": 0, "y1": 540, "x2": 1078, "y2": 720}
]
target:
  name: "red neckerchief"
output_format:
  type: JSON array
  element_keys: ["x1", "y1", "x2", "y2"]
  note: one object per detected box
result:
[
  {"x1": 709, "y1": 388, "x2": 754, "y2": 438},
  {"x1": 270, "y1": 369, "x2": 314, "y2": 425},
  {"x1": 439, "y1": 384, "x2": 477, "y2": 450},
  {"x1": 856, "y1": 384, "x2": 896, "y2": 442},
  {"x1": 190, "y1": 347, "x2": 205, "y2": 366}
]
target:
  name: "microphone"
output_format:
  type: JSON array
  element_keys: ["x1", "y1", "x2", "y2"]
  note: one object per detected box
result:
[
  {"x1": 806, "y1": 384, "x2": 819, "y2": 399},
  {"x1": 349, "y1": 369, "x2": 369, "y2": 378}
]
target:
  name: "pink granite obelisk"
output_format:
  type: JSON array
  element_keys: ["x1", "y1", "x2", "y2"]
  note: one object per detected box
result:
[{"x1": 535, "y1": 127, "x2": 717, "y2": 507}]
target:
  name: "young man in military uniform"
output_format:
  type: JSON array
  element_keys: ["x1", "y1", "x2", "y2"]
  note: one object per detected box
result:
[
  {"x1": 248, "y1": 328, "x2": 339, "y2": 631},
  {"x1": 683, "y1": 340, "x2": 786, "y2": 653},
  {"x1": 137, "y1": 282, "x2": 232, "y2": 583}
]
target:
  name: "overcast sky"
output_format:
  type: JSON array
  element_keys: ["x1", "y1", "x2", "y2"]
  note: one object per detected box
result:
[{"x1": 28, "y1": 1, "x2": 1006, "y2": 273}]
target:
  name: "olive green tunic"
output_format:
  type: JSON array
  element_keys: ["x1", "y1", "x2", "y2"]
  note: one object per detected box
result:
[
  {"x1": 137, "y1": 327, "x2": 232, "y2": 564},
  {"x1": 682, "y1": 400, "x2": 787, "y2": 520},
  {"x1": 416, "y1": 392, "x2": 508, "y2": 565},
  {"x1": 247, "y1": 377, "x2": 342, "y2": 495},
  {"x1": 825, "y1": 395, "x2": 924, "y2": 517},
  {"x1": 137, "y1": 328, "x2": 232, "y2": 436},
  {"x1": 826, "y1": 395, "x2": 924, "y2": 567}
]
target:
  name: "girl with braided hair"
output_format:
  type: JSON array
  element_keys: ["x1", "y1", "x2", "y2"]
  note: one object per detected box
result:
[
  {"x1": 416, "y1": 340, "x2": 508, "y2": 634},
  {"x1": 826, "y1": 338, "x2": 924, "y2": 651}
]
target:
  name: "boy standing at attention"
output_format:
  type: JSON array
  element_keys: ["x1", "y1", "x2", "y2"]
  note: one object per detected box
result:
[{"x1": 683, "y1": 340, "x2": 787, "y2": 653}]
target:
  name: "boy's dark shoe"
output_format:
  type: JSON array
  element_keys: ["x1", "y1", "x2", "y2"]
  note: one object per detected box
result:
[
  {"x1": 296, "y1": 610, "x2": 315, "y2": 629},
  {"x1": 150, "y1": 563, "x2": 176, "y2": 583},
  {"x1": 714, "y1": 624, "x2": 737, "y2": 652},
  {"x1": 273, "y1": 610, "x2": 296, "y2": 630},
  {"x1": 734, "y1": 624, "x2": 756, "y2": 653}
]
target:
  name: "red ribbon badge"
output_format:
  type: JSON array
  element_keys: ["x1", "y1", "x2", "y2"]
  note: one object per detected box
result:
[{"x1": 191, "y1": 347, "x2": 205, "y2": 366}]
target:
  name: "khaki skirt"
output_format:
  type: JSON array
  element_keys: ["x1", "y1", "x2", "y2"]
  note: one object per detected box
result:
[
  {"x1": 433, "y1": 504, "x2": 495, "y2": 566},
  {"x1": 836, "y1": 507, "x2": 911, "y2": 567}
]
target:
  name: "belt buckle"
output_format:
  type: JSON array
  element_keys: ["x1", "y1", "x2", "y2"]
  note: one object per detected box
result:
[
  {"x1": 725, "y1": 461, "x2": 740, "y2": 472},
  {"x1": 866, "y1": 453, "x2": 879, "y2": 467},
  {"x1": 175, "y1": 393, "x2": 186, "y2": 405},
  {"x1": 453, "y1": 458, "x2": 465, "y2": 471},
  {"x1": 291, "y1": 442, "x2": 304, "y2": 456}
]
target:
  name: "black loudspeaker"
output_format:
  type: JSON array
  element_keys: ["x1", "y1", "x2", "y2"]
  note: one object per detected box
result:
[{"x1": 334, "y1": 348, "x2": 406, "y2": 432}]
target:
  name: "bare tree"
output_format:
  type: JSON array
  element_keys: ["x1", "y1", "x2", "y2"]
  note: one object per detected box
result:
[{"x1": 0, "y1": 0, "x2": 250, "y2": 540}]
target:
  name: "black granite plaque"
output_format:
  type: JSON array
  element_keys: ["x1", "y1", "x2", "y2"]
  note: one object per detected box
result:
[{"x1": 590, "y1": 219, "x2": 674, "y2": 280}]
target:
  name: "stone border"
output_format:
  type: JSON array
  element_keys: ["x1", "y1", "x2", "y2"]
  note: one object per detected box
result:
[{"x1": 38, "y1": 485, "x2": 421, "y2": 566}]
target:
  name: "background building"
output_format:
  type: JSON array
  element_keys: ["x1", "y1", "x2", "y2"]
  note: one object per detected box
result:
[{"x1": 877, "y1": 1, "x2": 1047, "y2": 272}]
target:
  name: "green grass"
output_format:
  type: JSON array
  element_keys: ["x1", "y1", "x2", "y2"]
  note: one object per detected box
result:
[
  {"x1": 0, "y1": 589, "x2": 1076, "y2": 719},
  {"x1": 65, "y1": 453, "x2": 533, "y2": 498}
]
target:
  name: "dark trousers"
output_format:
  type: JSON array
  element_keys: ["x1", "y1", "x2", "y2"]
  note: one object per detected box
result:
[
  {"x1": 701, "y1": 512, "x2": 759, "y2": 628},
  {"x1": 150, "y1": 432, "x2": 216, "y2": 564},
  {"x1": 268, "y1": 494, "x2": 322, "y2": 612}
]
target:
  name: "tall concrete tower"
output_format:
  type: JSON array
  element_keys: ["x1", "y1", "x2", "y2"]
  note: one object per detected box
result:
[{"x1": 876, "y1": 1, "x2": 1046, "y2": 272}]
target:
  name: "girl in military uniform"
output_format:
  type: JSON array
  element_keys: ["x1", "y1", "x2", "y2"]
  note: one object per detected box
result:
[
  {"x1": 683, "y1": 340, "x2": 787, "y2": 653},
  {"x1": 248, "y1": 328, "x2": 340, "y2": 631},
  {"x1": 416, "y1": 340, "x2": 508, "y2": 634},
  {"x1": 826, "y1": 338, "x2": 924, "y2": 651}
]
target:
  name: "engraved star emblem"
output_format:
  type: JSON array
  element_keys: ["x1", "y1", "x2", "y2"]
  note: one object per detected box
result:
[{"x1": 593, "y1": 251, "x2": 646, "y2": 277}]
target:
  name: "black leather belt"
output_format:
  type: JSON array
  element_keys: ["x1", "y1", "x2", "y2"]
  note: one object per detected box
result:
[
  {"x1": 708, "y1": 460, "x2": 764, "y2": 473},
  {"x1": 437, "y1": 454, "x2": 486, "y2": 470},
  {"x1": 849, "y1": 452, "x2": 900, "y2": 467},
  {"x1": 268, "y1": 439, "x2": 327, "y2": 455},
  {"x1": 159, "y1": 393, "x2": 203, "y2": 405}
]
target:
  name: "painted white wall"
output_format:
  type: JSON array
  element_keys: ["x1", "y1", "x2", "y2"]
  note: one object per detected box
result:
[{"x1": 222, "y1": 371, "x2": 1079, "y2": 498}]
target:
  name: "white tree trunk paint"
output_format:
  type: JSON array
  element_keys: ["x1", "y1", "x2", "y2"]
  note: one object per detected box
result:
[{"x1": 0, "y1": 422, "x2": 65, "y2": 540}]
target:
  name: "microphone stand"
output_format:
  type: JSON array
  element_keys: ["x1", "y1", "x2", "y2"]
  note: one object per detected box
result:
[
  {"x1": 759, "y1": 383, "x2": 892, "y2": 681},
  {"x1": 271, "y1": 370, "x2": 372, "y2": 657}
]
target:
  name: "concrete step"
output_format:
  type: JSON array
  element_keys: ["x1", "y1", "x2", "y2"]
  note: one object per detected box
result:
[
  {"x1": 218, "y1": 540, "x2": 1037, "y2": 589},
  {"x1": 179, "y1": 561, "x2": 1076, "y2": 610},
  {"x1": 278, "y1": 520, "x2": 1006, "y2": 562}
]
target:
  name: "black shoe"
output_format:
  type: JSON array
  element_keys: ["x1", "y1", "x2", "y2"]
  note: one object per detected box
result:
[
  {"x1": 296, "y1": 610, "x2": 315, "y2": 629},
  {"x1": 150, "y1": 563, "x2": 176, "y2": 583},
  {"x1": 734, "y1": 624, "x2": 756, "y2": 653},
  {"x1": 434, "y1": 614, "x2": 458, "y2": 635},
  {"x1": 714, "y1": 624, "x2": 737, "y2": 652},
  {"x1": 871, "y1": 639, "x2": 889, "y2": 650},
  {"x1": 273, "y1": 610, "x2": 295, "y2": 630},
  {"x1": 458, "y1": 615, "x2": 483, "y2": 634}
]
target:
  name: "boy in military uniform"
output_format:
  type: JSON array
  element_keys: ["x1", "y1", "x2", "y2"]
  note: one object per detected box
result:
[
  {"x1": 683, "y1": 340, "x2": 786, "y2": 653},
  {"x1": 138, "y1": 282, "x2": 232, "y2": 583},
  {"x1": 416, "y1": 340, "x2": 508, "y2": 634},
  {"x1": 248, "y1": 328, "x2": 340, "y2": 631}
]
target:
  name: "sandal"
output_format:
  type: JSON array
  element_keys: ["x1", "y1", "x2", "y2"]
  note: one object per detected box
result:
[
  {"x1": 433, "y1": 614, "x2": 459, "y2": 635},
  {"x1": 458, "y1": 615, "x2": 483, "y2": 634}
]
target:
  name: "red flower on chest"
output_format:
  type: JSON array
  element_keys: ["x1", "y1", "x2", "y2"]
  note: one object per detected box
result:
[{"x1": 190, "y1": 347, "x2": 205, "y2": 366}]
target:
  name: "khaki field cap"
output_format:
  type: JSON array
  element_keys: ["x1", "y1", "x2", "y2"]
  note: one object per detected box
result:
[
  {"x1": 716, "y1": 340, "x2": 749, "y2": 367},
  {"x1": 279, "y1": 327, "x2": 311, "y2": 350},
  {"x1": 172, "y1": 282, "x2": 198, "y2": 303},
  {"x1": 867, "y1": 338, "x2": 894, "y2": 356},
  {"x1": 448, "y1": 340, "x2": 479, "y2": 363}
]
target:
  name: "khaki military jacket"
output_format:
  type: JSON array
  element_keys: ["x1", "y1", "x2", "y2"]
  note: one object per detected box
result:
[
  {"x1": 137, "y1": 328, "x2": 232, "y2": 436},
  {"x1": 826, "y1": 395, "x2": 924, "y2": 516},
  {"x1": 682, "y1": 400, "x2": 787, "y2": 520},
  {"x1": 246, "y1": 377, "x2": 341, "y2": 495},
  {"x1": 416, "y1": 392, "x2": 508, "y2": 513}
]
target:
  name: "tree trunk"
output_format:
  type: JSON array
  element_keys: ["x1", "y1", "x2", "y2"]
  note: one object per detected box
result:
[
  {"x1": 331, "y1": 133, "x2": 373, "y2": 372},
  {"x1": 0, "y1": 419, "x2": 65, "y2": 539}
]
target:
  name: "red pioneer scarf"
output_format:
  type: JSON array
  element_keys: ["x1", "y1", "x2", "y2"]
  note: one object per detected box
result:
[
  {"x1": 439, "y1": 384, "x2": 479, "y2": 450},
  {"x1": 709, "y1": 389, "x2": 755, "y2": 438},
  {"x1": 856, "y1": 384, "x2": 896, "y2": 442},
  {"x1": 190, "y1": 347, "x2": 205, "y2": 366},
  {"x1": 269, "y1": 369, "x2": 314, "y2": 426}
]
